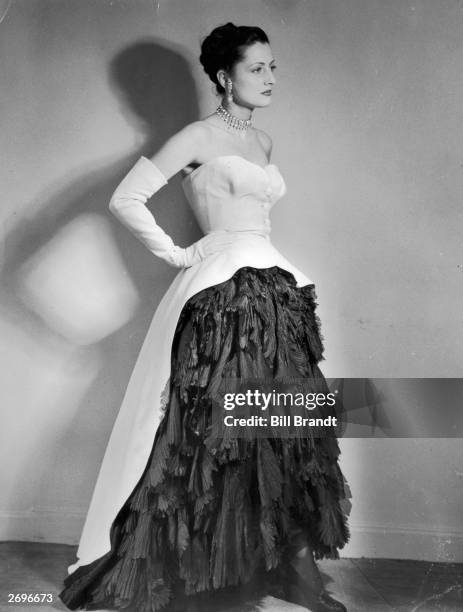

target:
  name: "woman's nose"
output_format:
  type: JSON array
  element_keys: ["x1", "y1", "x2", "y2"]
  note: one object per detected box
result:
[{"x1": 265, "y1": 69, "x2": 276, "y2": 85}]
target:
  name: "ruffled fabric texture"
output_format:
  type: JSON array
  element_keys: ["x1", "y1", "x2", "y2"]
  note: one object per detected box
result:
[{"x1": 59, "y1": 266, "x2": 351, "y2": 611}]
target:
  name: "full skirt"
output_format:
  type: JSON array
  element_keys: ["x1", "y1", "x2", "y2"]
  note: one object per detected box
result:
[{"x1": 59, "y1": 266, "x2": 351, "y2": 611}]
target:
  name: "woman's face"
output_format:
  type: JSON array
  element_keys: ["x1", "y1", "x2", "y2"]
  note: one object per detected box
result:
[{"x1": 226, "y1": 42, "x2": 277, "y2": 109}]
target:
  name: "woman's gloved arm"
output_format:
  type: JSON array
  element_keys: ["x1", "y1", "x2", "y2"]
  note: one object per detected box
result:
[{"x1": 109, "y1": 156, "x2": 232, "y2": 268}]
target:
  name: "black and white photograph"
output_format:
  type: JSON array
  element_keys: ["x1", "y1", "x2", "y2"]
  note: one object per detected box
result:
[{"x1": 1, "y1": 1, "x2": 462, "y2": 611}]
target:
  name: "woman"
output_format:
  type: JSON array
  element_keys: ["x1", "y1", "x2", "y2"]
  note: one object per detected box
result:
[{"x1": 59, "y1": 23, "x2": 350, "y2": 612}]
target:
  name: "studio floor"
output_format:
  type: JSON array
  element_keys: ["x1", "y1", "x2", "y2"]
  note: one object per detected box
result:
[{"x1": 0, "y1": 542, "x2": 462, "y2": 612}]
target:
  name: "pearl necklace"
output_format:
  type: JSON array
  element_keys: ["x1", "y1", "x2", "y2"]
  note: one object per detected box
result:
[{"x1": 215, "y1": 104, "x2": 252, "y2": 131}]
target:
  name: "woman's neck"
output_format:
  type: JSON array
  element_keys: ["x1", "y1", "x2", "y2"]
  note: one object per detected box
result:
[{"x1": 221, "y1": 99, "x2": 253, "y2": 121}]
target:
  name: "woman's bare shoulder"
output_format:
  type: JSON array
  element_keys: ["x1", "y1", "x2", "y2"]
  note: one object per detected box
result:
[
  {"x1": 148, "y1": 121, "x2": 210, "y2": 179},
  {"x1": 171, "y1": 120, "x2": 210, "y2": 144}
]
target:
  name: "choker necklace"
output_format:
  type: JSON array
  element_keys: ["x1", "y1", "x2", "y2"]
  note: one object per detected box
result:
[{"x1": 215, "y1": 104, "x2": 252, "y2": 131}]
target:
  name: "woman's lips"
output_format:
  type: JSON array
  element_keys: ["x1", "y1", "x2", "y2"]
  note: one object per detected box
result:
[{"x1": 261, "y1": 91, "x2": 272, "y2": 95}]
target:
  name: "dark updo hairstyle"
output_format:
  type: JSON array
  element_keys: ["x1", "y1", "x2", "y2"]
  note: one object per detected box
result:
[{"x1": 200, "y1": 22, "x2": 269, "y2": 95}]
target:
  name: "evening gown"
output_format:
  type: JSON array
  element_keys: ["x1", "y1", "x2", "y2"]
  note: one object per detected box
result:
[{"x1": 59, "y1": 155, "x2": 351, "y2": 611}]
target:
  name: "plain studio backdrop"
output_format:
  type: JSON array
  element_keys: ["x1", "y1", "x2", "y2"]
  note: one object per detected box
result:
[{"x1": 0, "y1": 0, "x2": 462, "y2": 563}]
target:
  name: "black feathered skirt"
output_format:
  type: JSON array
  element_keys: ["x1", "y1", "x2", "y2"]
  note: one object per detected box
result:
[{"x1": 59, "y1": 266, "x2": 351, "y2": 611}]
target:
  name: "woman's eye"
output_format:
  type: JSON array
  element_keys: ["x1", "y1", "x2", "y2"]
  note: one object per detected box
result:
[{"x1": 252, "y1": 65, "x2": 277, "y2": 73}]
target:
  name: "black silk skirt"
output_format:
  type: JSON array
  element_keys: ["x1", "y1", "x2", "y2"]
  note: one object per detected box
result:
[{"x1": 59, "y1": 266, "x2": 351, "y2": 611}]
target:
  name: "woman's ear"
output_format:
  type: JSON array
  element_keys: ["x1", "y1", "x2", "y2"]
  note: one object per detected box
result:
[{"x1": 216, "y1": 68, "x2": 227, "y2": 90}]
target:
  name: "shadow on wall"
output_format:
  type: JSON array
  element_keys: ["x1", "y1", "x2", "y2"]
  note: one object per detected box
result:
[{"x1": 0, "y1": 39, "x2": 201, "y2": 534}]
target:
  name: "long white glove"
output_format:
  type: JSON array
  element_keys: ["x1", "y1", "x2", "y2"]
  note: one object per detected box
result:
[{"x1": 109, "y1": 156, "x2": 234, "y2": 268}]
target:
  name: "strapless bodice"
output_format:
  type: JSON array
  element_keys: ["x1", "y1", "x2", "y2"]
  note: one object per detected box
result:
[{"x1": 181, "y1": 155, "x2": 286, "y2": 236}]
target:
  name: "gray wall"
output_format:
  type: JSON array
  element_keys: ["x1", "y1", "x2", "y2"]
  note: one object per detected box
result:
[{"x1": 1, "y1": 0, "x2": 462, "y2": 560}]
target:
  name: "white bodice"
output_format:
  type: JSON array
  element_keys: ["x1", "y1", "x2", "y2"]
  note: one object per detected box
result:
[{"x1": 181, "y1": 155, "x2": 287, "y2": 236}]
